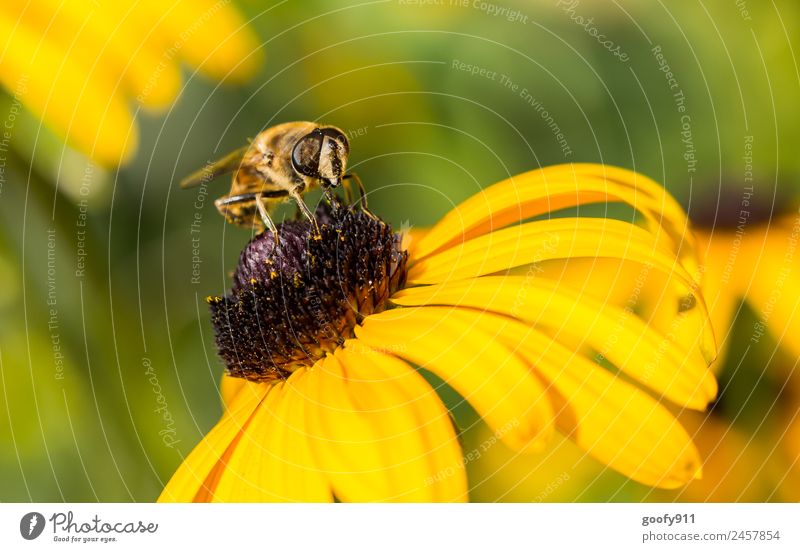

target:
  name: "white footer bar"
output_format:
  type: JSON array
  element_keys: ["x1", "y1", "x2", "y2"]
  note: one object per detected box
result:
[{"x1": 2, "y1": 503, "x2": 797, "y2": 551}]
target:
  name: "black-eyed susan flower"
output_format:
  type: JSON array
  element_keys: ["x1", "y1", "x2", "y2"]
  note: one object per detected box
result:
[
  {"x1": 0, "y1": 0, "x2": 261, "y2": 166},
  {"x1": 159, "y1": 163, "x2": 718, "y2": 502}
]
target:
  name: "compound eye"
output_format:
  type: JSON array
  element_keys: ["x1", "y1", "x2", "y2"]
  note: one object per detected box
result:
[
  {"x1": 320, "y1": 127, "x2": 349, "y2": 155},
  {"x1": 291, "y1": 131, "x2": 323, "y2": 177}
]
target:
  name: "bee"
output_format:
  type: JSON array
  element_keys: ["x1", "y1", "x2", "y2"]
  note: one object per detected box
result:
[{"x1": 180, "y1": 121, "x2": 372, "y2": 240}]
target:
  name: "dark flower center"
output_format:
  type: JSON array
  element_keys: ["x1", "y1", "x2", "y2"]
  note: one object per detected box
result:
[{"x1": 208, "y1": 204, "x2": 408, "y2": 382}]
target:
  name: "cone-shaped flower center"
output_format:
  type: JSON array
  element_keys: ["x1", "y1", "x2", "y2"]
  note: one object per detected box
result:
[{"x1": 209, "y1": 204, "x2": 408, "y2": 382}]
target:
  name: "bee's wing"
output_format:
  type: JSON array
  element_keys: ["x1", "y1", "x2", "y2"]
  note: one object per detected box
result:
[{"x1": 179, "y1": 146, "x2": 250, "y2": 189}]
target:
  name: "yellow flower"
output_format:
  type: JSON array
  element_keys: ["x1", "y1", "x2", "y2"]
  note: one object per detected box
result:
[
  {"x1": 695, "y1": 211, "x2": 800, "y2": 365},
  {"x1": 0, "y1": 0, "x2": 262, "y2": 166},
  {"x1": 159, "y1": 164, "x2": 717, "y2": 502},
  {"x1": 676, "y1": 210, "x2": 800, "y2": 502}
]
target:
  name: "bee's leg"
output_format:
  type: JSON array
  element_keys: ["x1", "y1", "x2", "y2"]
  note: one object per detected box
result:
[
  {"x1": 254, "y1": 193, "x2": 280, "y2": 246},
  {"x1": 322, "y1": 186, "x2": 344, "y2": 213},
  {"x1": 289, "y1": 187, "x2": 322, "y2": 239},
  {"x1": 343, "y1": 172, "x2": 377, "y2": 219}
]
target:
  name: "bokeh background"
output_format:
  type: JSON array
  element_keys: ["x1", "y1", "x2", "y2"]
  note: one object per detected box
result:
[{"x1": 1, "y1": 0, "x2": 799, "y2": 501}]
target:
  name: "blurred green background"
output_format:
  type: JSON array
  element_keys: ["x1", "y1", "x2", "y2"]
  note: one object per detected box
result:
[{"x1": 1, "y1": 0, "x2": 799, "y2": 501}]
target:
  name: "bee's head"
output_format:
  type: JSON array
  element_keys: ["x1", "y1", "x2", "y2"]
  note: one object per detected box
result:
[{"x1": 291, "y1": 126, "x2": 349, "y2": 187}]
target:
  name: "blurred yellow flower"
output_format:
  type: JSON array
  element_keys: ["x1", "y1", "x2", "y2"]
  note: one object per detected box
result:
[
  {"x1": 159, "y1": 164, "x2": 717, "y2": 502},
  {"x1": 676, "y1": 210, "x2": 800, "y2": 502},
  {"x1": 0, "y1": 0, "x2": 262, "y2": 166},
  {"x1": 696, "y1": 212, "x2": 800, "y2": 365}
]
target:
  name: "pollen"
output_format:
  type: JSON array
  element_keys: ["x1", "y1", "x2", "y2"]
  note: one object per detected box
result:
[{"x1": 209, "y1": 204, "x2": 408, "y2": 382}]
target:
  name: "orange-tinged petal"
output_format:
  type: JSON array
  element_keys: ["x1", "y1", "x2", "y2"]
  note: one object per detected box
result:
[
  {"x1": 211, "y1": 372, "x2": 332, "y2": 502},
  {"x1": 205, "y1": 383, "x2": 285, "y2": 501},
  {"x1": 448, "y1": 309, "x2": 702, "y2": 488},
  {"x1": 522, "y1": 256, "x2": 717, "y2": 369},
  {"x1": 158, "y1": 382, "x2": 270, "y2": 502},
  {"x1": 392, "y1": 277, "x2": 716, "y2": 409},
  {"x1": 408, "y1": 217, "x2": 699, "y2": 291},
  {"x1": 356, "y1": 307, "x2": 554, "y2": 452},
  {"x1": 299, "y1": 352, "x2": 465, "y2": 501},
  {"x1": 413, "y1": 164, "x2": 696, "y2": 276},
  {"x1": 299, "y1": 356, "x2": 390, "y2": 501},
  {"x1": 333, "y1": 344, "x2": 466, "y2": 501}
]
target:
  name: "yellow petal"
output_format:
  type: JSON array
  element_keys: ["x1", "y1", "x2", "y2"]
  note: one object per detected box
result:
[
  {"x1": 408, "y1": 217, "x2": 699, "y2": 291},
  {"x1": 355, "y1": 307, "x2": 554, "y2": 452},
  {"x1": 211, "y1": 372, "x2": 332, "y2": 502},
  {"x1": 158, "y1": 382, "x2": 269, "y2": 502},
  {"x1": 220, "y1": 374, "x2": 249, "y2": 408},
  {"x1": 452, "y1": 310, "x2": 702, "y2": 488},
  {"x1": 694, "y1": 229, "x2": 744, "y2": 368},
  {"x1": 303, "y1": 355, "x2": 393, "y2": 501},
  {"x1": 300, "y1": 353, "x2": 464, "y2": 501},
  {"x1": 137, "y1": 0, "x2": 263, "y2": 83},
  {"x1": 519, "y1": 256, "x2": 717, "y2": 370},
  {"x1": 392, "y1": 277, "x2": 716, "y2": 409},
  {"x1": 401, "y1": 226, "x2": 429, "y2": 258},
  {"x1": 4, "y1": 1, "x2": 182, "y2": 108},
  {"x1": 413, "y1": 164, "x2": 696, "y2": 276},
  {"x1": 0, "y1": 12, "x2": 138, "y2": 165},
  {"x1": 332, "y1": 345, "x2": 466, "y2": 500}
]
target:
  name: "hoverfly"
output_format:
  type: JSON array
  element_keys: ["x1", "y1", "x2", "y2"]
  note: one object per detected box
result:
[{"x1": 180, "y1": 121, "x2": 372, "y2": 240}]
